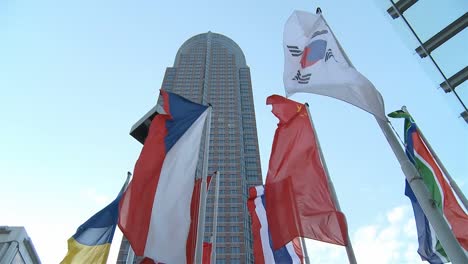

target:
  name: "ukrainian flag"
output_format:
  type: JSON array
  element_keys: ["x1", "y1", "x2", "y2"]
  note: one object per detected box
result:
[{"x1": 61, "y1": 174, "x2": 130, "y2": 264}]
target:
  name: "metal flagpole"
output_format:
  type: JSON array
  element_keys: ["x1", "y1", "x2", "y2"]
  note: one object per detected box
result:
[
  {"x1": 125, "y1": 245, "x2": 135, "y2": 264},
  {"x1": 304, "y1": 104, "x2": 357, "y2": 264},
  {"x1": 401, "y1": 106, "x2": 468, "y2": 210},
  {"x1": 316, "y1": 6, "x2": 466, "y2": 262},
  {"x1": 299, "y1": 237, "x2": 311, "y2": 264},
  {"x1": 194, "y1": 106, "x2": 213, "y2": 264},
  {"x1": 124, "y1": 172, "x2": 134, "y2": 264},
  {"x1": 376, "y1": 117, "x2": 468, "y2": 263},
  {"x1": 210, "y1": 171, "x2": 220, "y2": 264}
]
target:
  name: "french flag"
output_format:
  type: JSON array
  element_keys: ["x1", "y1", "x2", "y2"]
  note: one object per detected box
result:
[
  {"x1": 248, "y1": 185, "x2": 305, "y2": 264},
  {"x1": 118, "y1": 90, "x2": 209, "y2": 264}
]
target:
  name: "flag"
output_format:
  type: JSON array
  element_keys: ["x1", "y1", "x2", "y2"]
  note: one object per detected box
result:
[
  {"x1": 118, "y1": 90, "x2": 209, "y2": 264},
  {"x1": 389, "y1": 110, "x2": 468, "y2": 261},
  {"x1": 202, "y1": 242, "x2": 212, "y2": 264},
  {"x1": 61, "y1": 174, "x2": 130, "y2": 264},
  {"x1": 283, "y1": 10, "x2": 386, "y2": 120},
  {"x1": 186, "y1": 174, "x2": 214, "y2": 264},
  {"x1": 405, "y1": 180, "x2": 449, "y2": 263},
  {"x1": 265, "y1": 95, "x2": 348, "y2": 249},
  {"x1": 126, "y1": 173, "x2": 214, "y2": 264},
  {"x1": 248, "y1": 185, "x2": 304, "y2": 264}
]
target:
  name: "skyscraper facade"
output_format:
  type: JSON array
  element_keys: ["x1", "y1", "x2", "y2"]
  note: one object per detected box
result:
[{"x1": 117, "y1": 32, "x2": 262, "y2": 264}]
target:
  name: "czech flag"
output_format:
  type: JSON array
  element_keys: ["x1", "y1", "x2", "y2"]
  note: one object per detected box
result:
[
  {"x1": 61, "y1": 174, "x2": 130, "y2": 264},
  {"x1": 119, "y1": 90, "x2": 209, "y2": 264},
  {"x1": 248, "y1": 185, "x2": 304, "y2": 264}
]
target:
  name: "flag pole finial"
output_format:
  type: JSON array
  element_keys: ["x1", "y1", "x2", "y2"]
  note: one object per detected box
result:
[{"x1": 316, "y1": 7, "x2": 322, "y2": 14}]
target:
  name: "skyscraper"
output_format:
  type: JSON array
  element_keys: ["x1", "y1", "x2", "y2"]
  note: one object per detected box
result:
[{"x1": 118, "y1": 32, "x2": 262, "y2": 264}]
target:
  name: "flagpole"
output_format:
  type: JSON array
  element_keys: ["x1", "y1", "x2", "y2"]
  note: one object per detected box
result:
[
  {"x1": 299, "y1": 237, "x2": 311, "y2": 264},
  {"x1": 211, "y1": 171, "x2": 220, "y2": 264},
  {"x1": 401, "y1": 106, "x2": 468, "y2": 210},
  {"x1": 304, "y1": 103, "x2": 357, "y2": 264},
  {"x1": 315, "y1": 7, "x2": 467, "y2": 262},
  {"x1": 122, "y1": 171, "x2": 132, "y2": 192},
  {"x1": 125, "y1": 245, "x2": 135, "y2": 264},
  {"x1": 124, "y1": 172, "x2": 134, "y2": 264},
  {"x1": 376, "y1": 117, "x2": 468, "y2": 263},
  {"x1": 194, "y1": 106, "x2": 213, "y2": 264}
]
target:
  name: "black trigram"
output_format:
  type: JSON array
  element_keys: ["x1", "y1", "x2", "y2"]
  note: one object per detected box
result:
[
  {"x1": 325, "y1": 49, "x2": 336, "y2": 62},
  {"x1": 292, "y1": 70, "x2": 311, "y2": 84},
  {"x1": 287, "y1": 45, "x2": 303, "y2": 57}
]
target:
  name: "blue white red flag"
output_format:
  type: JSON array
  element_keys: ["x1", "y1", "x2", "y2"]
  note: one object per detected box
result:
[
  {"x1": 118, "y1": 90, "x2": 209, "y2": 264},
  {"x1": 248, "y1": 185, "x2": 304, "y2": 264}
]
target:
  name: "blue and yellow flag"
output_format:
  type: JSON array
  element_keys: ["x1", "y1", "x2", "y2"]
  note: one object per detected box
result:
[{"x1": 61, "y1": 173, "x2": 130, "y2": 264}]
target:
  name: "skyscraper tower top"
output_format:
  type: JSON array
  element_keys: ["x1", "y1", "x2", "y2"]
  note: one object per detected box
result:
[
  {"x1": 120, "y1": 31, "x2": 262, "y2": 264},
  {"x1": 175, "y1": 32, "x2": 247, "y2": 68}
]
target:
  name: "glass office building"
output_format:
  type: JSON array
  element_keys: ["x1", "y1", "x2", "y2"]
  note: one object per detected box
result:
[{"x1": 117, "y1": 32, "x2": 263, "y2": 264}]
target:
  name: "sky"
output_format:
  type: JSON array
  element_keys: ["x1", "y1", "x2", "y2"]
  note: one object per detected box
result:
[{"x1": 1, "y1": 0, "x2": 467, "y2": 263}]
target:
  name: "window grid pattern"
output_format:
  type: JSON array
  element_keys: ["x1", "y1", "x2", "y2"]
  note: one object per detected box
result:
[{"x1": 118, "y1": 32, "x2": 262, "y2": 264}]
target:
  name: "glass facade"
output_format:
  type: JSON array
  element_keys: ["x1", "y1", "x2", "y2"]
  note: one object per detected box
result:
[
  {"x1": 377, "y1": 0, "x2": 468, "y2": 122},
  {"x1": 117, "y1": 32, "x2": 262, "y2": 264}
]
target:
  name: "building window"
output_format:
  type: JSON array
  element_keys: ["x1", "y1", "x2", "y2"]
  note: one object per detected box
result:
[{"x1": 13, "y1": 252, "x2": 26, "y2": 264}]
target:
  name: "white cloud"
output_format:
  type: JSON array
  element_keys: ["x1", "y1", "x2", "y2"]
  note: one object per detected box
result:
[
  {"x1": 387, "y1": 206, "x2": 406, "y2": 224},
  {"x1": 404, "y1": 218, "x2": 417, "y2": 238},
  {"x1": 303, "y1": 205, "x2": 421, "y2": 264},
  {"x1": 304, "y1": 239, "x2": 347, "y2": 263}
]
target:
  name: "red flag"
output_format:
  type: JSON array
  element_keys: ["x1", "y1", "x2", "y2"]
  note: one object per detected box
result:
[
  {"x1": 265, "y1": 95, "x2": 348, "y2": 249},
  {"x1": 186, "y1": 178, "x2": 202, "y2": 264},
  {"x1": 186, "y1": 174, "x2": 214, "y2": 264},
  {"x1": 202, "y1": 242, "x2": 212, "y2": 264}
]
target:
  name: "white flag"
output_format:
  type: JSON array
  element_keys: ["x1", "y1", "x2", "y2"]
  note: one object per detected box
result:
[{"x1": 283, "y1": 10, "x2": 386, "y2": 120}]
